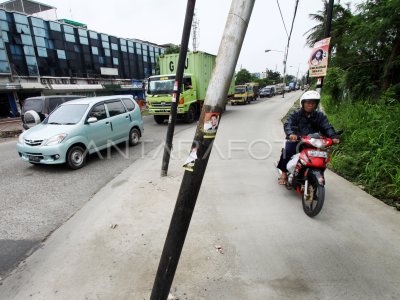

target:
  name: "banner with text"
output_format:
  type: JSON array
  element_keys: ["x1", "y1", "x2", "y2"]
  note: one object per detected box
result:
[{"x1": 308, "y1": 37, "x2": 331, "y2": 77}]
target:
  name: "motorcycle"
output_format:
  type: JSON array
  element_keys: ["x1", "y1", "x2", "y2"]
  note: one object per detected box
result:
[{"x1": 282, "y1": 132, "x2": 340, "y2": 217}]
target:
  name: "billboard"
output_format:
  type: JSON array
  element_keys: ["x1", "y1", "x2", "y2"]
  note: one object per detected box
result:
[{"x1": 308, "y1": 37, "x2": 331, "y2": 77}]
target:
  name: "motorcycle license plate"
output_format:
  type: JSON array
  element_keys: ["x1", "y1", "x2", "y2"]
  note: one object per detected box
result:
[{"x1": 308, "y1": 150, "x2": 327, "y2": 158}]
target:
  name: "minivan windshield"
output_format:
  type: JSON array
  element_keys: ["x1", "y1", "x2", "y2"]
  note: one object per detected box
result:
[
  {"x1": 22, "y1": 99, "x2": 43, "y2": 113},
  {"x1": 44, "y1": 104, "x2": 88, "y2": 125}
]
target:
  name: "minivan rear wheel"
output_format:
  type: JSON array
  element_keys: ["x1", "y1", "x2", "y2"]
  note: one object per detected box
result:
[
  {"x1": 66, "y1": 145, "x2": 87, "y2": 170},
  {"x1": 129, "y1": 128, "x2": 140, "y2": 146}
]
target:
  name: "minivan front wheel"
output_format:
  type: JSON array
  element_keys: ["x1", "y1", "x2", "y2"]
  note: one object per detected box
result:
[
  {"x1": 129, "y1": 128, "x2": 140, "y2": 146},
  {"x1": 66, "y1": 145, "x2": 87, "y2": 170}
]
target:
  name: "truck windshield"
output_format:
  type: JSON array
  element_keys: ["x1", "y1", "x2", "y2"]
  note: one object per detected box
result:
[
  {"x1": 148, "y1": 79, "x2": 175, "y2": 95},
  {"x1": 235, "y1": 87, "x2": 245, "y2": 94}
]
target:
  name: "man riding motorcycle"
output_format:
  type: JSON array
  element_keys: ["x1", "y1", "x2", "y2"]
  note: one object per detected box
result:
[{"x1": 277, "y1": 90, "x2": 340, "y2": 185}]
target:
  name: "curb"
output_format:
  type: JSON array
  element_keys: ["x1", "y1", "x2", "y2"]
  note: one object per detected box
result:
[{"x1": 0, "y1": 129, "x2": 22, "y2": 138}]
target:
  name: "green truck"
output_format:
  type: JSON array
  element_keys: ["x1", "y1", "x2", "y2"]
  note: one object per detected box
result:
[{"x1": 147, "y1": 51, "x2": 234, "y2": 124}]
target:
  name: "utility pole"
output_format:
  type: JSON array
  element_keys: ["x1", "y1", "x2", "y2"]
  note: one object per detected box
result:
[
  {"x1": 161, "y1": 0, "x2": 196, "y2": 177},
  {"x1": 282, "y1": 46, "x2": 287, "y2": 98},
  {"x1": 192, "y1": 9, "x2": 200, "y2": 52},
  {"x1": 150, "y1": 1, "x2": 255, "y2": 299},
  {"x1": 316, "y1": 0, "x2": 334, "y2": 94}
]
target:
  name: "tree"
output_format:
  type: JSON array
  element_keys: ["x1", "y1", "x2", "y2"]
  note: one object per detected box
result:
[
  {"x1": 267, "y1": 70, "x2": 281, "y2": 83},
  {"x1": 235, "y1": 68, "x2": 253, "y2": 85},
  {"x1": 352, "y1": 0, "x2": 400, "y2": 92},
  {"x1": 164, "y1": 45, "x2": 181, "y2": 54},
  {"x1": 305, "y1": 0, "x2": 400, "y2": 99},
  {"x1": 304, "y1": 1, "x2": 353, "y2": 56}
]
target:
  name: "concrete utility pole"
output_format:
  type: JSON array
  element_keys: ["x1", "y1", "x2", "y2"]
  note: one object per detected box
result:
[
  {"x1": 161, "y1": 0, "x2": 196, "y2": 177},
  {"x1": 150, "y1": 0, "x2": 255, "y2": 299},
  {"x1": 316, "y1": 0, "x2": 334, "y2": 94},
  {"x1": 282, "y1": 45, "x2": 288, "y2": 98}
]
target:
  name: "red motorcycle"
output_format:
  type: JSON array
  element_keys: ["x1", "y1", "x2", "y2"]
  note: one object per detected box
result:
[{"x1": 284, "y1": 133, "x2": 338, "y2": 217}]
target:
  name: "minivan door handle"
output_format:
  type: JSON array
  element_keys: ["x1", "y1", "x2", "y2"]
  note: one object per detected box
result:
[{"x1": 105, "y1": 121, "x2": 113, "y2": 130}]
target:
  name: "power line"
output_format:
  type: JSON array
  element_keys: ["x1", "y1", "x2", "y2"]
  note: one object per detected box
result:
[
  {"x1": 276, "y1": 0, "x2": 288, "y2": 37},
  {"x1": 287, "y1": 0, "x2": 300, "y2": 43},
  {"x1": 281, "y1": 0, "x2": 300, "y2": 97},
  {"x1": 284, "y1": 0, "x2": 300, "y2": 66}
]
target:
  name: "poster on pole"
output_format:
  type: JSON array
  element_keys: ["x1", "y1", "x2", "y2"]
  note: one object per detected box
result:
[{"x1": 308, "y1": 37, "x2": 331, "y2": 77}]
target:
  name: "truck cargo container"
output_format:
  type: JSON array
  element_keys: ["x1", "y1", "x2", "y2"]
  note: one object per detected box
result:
[{"x1": 147, "y1": 51, "x2": 234, "y2": 124}]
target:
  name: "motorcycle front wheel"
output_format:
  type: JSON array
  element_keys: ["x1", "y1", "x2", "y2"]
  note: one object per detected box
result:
[{"x1": 302, "y1": 173, "x2": 325, "y2": 217}]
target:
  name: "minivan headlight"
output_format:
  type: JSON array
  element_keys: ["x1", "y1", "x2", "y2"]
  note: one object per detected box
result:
[
  {"x1": 43, "y1": 133, "x2": 67, "y2": 146},
  {"x1": 18, "y1": 133, "x2": 25, "y2": 144}
]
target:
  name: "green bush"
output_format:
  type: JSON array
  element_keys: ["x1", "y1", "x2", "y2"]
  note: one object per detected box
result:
[
  {"x1": 324, "y1": 67, "x2": 346, "y2": 100},
  {"x1": 322, "y1": 94, "x2": 400, "y2": 205}
]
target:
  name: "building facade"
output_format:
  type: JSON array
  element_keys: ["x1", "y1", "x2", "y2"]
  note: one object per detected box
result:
[{"x1": 0, "y1": 4, "x2": 165, "y2": 118}]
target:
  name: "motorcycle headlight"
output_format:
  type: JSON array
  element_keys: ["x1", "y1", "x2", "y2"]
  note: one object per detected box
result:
[
  {"x1": 309, "y1": 138, "x2": 324, "y2": 148},
  {"x1": 43, "y1": 133, "x2": 67, "y2": 146},
  {"x1": 18, "y1": 133, "x2": 25, "y2": 144}
]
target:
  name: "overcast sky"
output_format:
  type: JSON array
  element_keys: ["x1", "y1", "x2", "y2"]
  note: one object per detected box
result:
[{"x1": 38, "y1": 0, "x2": 362, "y2": 78}]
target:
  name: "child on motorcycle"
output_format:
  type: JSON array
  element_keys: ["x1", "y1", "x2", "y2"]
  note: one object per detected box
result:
[{"x1": 277, "y1": 90, "x2": 340, "y2": 185}]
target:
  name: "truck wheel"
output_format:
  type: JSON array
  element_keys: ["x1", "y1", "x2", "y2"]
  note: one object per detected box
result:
[
  {"x1": 185, "y1": 105, "x2": 196, "y2": 123},
  {"x1": 154, "y1": 115, "x2": 167, "y2": 124}
]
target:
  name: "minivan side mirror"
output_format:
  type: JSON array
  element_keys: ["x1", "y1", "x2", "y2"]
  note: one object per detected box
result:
[{"x1": 87, "y1": 117, "x2": 98, "y2": 124}]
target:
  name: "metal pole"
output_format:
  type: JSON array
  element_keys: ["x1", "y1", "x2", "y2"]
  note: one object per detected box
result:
[
  {"x1": 317, "y1": 0, "x2": 334, "y2": 94},
  {"x1": 150, "y1": 1, "x2": 255, "y2": 299},
  {"x1": 161, "y1": 0, "x2": 196, "y2": 177}
]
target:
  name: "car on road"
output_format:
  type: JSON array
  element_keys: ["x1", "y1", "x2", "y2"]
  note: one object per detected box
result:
[
  {"x1": 17, "y1": 95, "x2": 144, "y2": 170},
  {"x1": 259, "y1": 86, "x2": 276, "y2": 98},
  {"x1": 21, "y1": 95, "x2": 86, "y2": 129}
]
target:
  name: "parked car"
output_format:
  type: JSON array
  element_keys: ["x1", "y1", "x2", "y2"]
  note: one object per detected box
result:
[
  {"x1": 21, "y1": 95, "x2": 86, "y2": 129},
  {"x1": 284, "y1": 86, "x2": 291, "y2": 92},
  {"x1": 260, "y1": 86, "x2": 276, "y2": 98},
  {"x1": 17, "y1": 95, "x2": 144, "y2": 170}
]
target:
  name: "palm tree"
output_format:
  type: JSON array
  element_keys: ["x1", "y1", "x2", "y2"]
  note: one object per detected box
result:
[{"x1": 304, "y1": 1, "x2": 352, "y2": 49}]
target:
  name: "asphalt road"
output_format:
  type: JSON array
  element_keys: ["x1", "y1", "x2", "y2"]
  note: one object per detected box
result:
[{"x1": 0, "y1": 114, "x2": 194, "y2": 278}]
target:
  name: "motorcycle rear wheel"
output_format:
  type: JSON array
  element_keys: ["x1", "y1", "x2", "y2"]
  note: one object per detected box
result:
[{"x1": 302, "y1": 173, "x2": 325, "y2": 217}]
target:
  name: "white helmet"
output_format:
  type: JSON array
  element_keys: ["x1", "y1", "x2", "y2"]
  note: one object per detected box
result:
[{"x1": 300, "y1": 90, "x2": 320, "y2": 107}]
